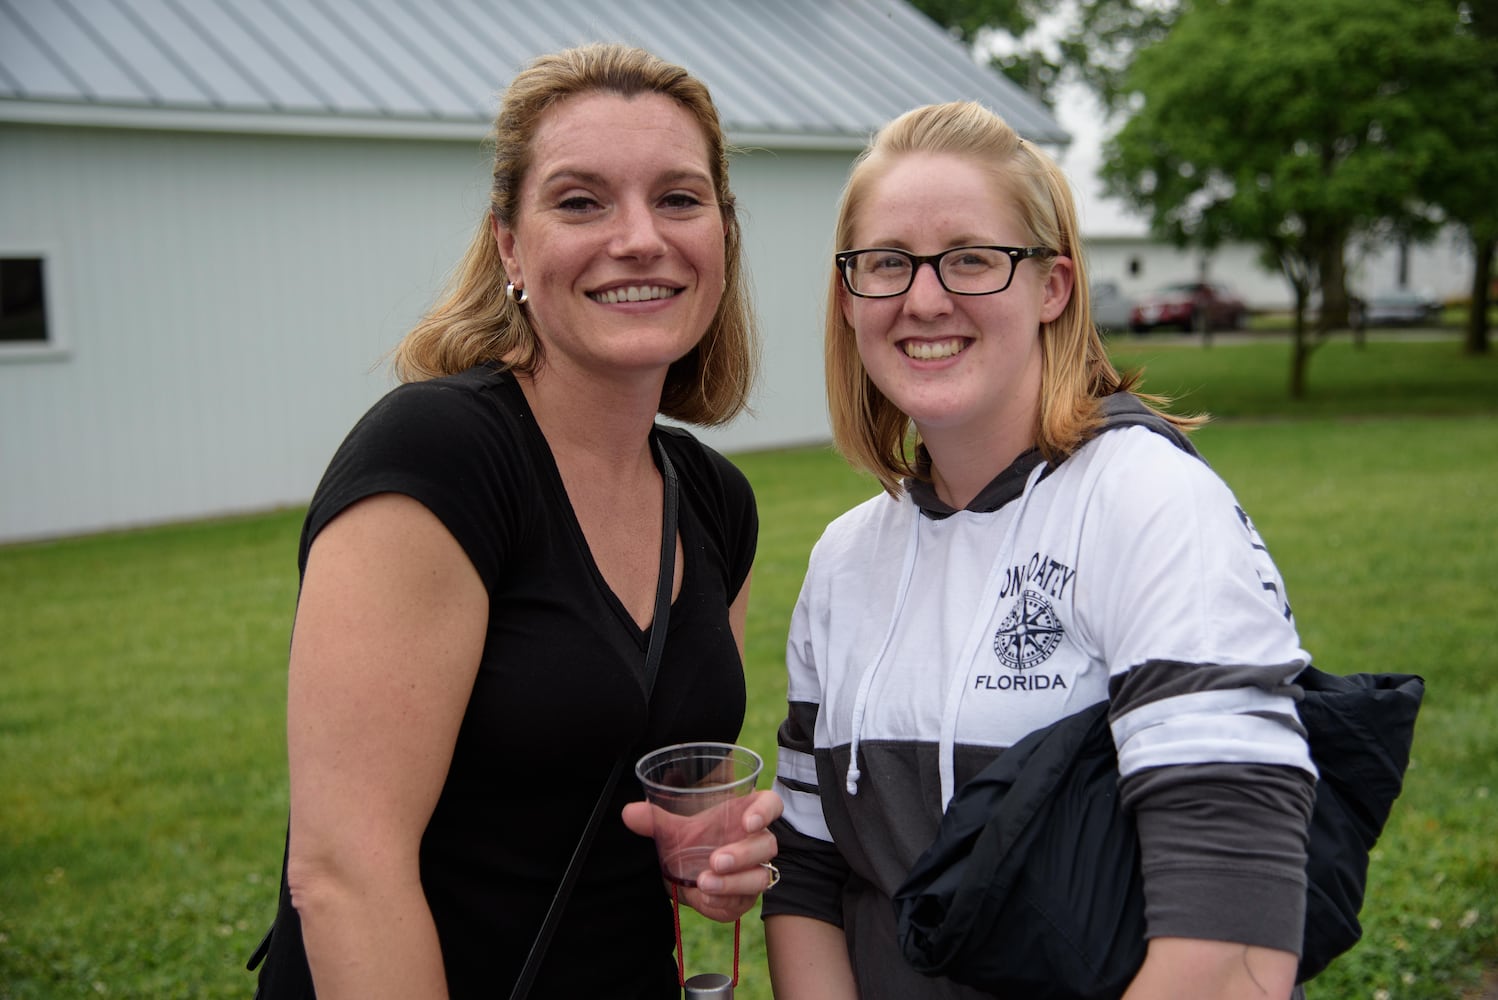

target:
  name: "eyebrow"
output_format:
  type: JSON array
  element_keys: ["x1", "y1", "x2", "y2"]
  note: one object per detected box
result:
[
  {"x1": 540, "y1": 168, "x2": 714, "y2": 188},
  {"x1": 859, "y1": 236, "x2": 993, "y2": 250}
]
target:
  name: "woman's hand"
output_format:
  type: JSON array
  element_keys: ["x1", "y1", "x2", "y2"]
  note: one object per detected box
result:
[{"x1": 622, "y1": 788, "x2": 783, "y2": 922}]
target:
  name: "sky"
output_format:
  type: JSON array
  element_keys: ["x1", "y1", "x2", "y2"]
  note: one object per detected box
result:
[
  {"x1": 1048, "y1": 79, "x2": 1150, "y2": 237},
  {"x1": 975, "y1": 12, "x2": 1152, "y2": 238}
]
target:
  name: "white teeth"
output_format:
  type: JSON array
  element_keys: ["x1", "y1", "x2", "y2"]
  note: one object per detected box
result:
[
  {"x1": 903, "y1": 338, "x2": 966, "y2": 360},
  {"x1": 591, "y1": 285, "x2": 680, "y2": 304}
]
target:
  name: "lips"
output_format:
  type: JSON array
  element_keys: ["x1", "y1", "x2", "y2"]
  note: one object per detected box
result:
[
  {"x1": 588, "y1": 284, "x2": 683, "y2": 304},
  {"x1": 901, "y1": 337, "x2": 968, "y2": 360}
]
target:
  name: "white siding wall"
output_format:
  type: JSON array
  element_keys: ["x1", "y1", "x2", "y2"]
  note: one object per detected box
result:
[
  {"x1": 0, "y1": 124, "x2": 852, "y2": 543},
  {"x1": 698, "y1": 147, "x2": 852, "y2": 455},
  {"x1": 1, "y1": 124, "x2": 488, "y2": 543}
]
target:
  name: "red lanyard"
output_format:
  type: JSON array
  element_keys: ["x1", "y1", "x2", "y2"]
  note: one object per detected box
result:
[{"x1": 670, "y1": 883, "x2": 741, "y2": 988}]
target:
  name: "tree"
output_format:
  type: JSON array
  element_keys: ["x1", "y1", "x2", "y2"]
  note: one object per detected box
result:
[
  {"x1": 1415, "y1": 1, "x2": 1498, "y2": 355},
  {"x1": 1101, "y1": 0, "x2": 1477, "y2": 396},
  {"x1": 908, "y1": 0, "x2": 1175, "y2": 107},
  {"x1": 1056, "y1": 1, "x2": 1178, "y2": 112}
]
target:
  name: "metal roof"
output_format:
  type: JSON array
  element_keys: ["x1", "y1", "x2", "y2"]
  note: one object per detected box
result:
[{"x1": 0, "y1": 0, "x2": 1069, "y2": 147}]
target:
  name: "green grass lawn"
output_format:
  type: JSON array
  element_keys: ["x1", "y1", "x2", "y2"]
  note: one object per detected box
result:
[{"x1": 2, "y1": 335, "x2": 1495, "y2": 999}]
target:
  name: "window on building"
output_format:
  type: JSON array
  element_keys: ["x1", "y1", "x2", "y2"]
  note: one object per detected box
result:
[
  {"x1": 1, "y1": 258, "x2": 49, "y2": 344},
  {"x1": 1128, "y1": 256, "x2": 1142, "y2": 277}
]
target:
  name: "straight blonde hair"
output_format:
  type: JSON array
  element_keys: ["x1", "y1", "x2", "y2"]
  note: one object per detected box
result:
[
  {"x1": 392, "y1": 43, "x2": 757, "y2": 426},
  {"x1": 825, "y1": 101, "x2": 1198, "y2": 495}
]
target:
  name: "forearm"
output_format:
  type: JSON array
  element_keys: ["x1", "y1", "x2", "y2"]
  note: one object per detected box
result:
[
  {"x1": 291, "y1": 865, "x2": 449, "y2": 999},
  {"x1": 1123, "y1": 937, "x2": 1298, "y2": 1000},
  {"x1": 765, "y1": 914, "x2": 858, "y2": 1000}
]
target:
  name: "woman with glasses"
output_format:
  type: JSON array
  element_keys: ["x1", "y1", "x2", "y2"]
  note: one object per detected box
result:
[{"x1": 763, "y1": 101, "x2": 1317, "y2": 999}]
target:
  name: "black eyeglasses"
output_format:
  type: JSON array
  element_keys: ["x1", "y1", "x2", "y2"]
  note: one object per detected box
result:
[{"x1": 835, "y1": 245, "x2": 1059, "y2": 298}]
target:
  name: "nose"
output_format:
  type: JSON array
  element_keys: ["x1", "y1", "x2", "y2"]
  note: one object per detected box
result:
[
  {"x1": 903, "y1": 260, "x2": 952, "y2": 317},
  {"x1": 610, "y1": 200, "x2": 668, "y2": 260}
]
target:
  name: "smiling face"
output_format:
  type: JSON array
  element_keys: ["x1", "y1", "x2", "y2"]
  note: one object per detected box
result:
[
  {"x1": 493, "y1": 91, "x2": 727, "y2": 386},
  {"x1": 841, "y1": 151, "x2": 1072, "y2": 453}
]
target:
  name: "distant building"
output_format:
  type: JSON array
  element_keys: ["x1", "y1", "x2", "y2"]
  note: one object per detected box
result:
[
  {"x1": 1083, "y1": 231, "x2": 1474, "y2": 315},
  {"x1": 0, "y1": 0, "x2": 1066, "y2": 543}
]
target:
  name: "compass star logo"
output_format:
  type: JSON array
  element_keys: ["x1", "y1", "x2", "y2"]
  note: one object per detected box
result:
[{"x1": 993, "y1": 590, "x2": 1063, "y2": 670}]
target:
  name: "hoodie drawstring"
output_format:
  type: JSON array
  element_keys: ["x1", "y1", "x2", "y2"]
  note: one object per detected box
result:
[
  {"x1": 844, "y1": 461, "x2": 1048, "y2": 802},
  {"x1": 934, "y1": 459, "x2": 1047, "y2": 808},
  {"x1": 844, "y1": 499, "x2": 923, "y2": 796}
]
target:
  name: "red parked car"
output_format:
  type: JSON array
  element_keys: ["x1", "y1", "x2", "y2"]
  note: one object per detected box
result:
[{"x1": 1129, "y1": 282, "x2": 1247, "y2": 333}]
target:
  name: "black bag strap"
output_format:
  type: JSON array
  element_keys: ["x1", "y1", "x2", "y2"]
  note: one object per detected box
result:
[{"x1": 507, "y1": 441, "x2": 679, "y2": 1000}]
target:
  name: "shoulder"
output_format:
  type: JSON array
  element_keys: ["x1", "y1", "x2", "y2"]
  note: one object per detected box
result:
[
  {"x1": 350, "y1": 366, "x2": 519, "y2": 454},
  {"x1": 825, "y1": 489, "x2": 901, "y2": 534},
  {"x1": 1065, "y1": 426, "x2": 1291, "y2": 614},
  {"x1": 303, "y1": 367, "x2": 535, "y2": 582},
  {"x1": 806, "y1": 490, "x2": 905, "y2": 572},
  {"x1": 655, "y1": 425, "x2": 755, "y2": 514},
  {"x1": 320, "y1": 366, "x2": 537, "y2": 496},
  {"x1": 1076, "y1": 422, "x2": 1206, "y2": 474},
  {"x1": 1051, "y1": 427, "x2": 1264, "y2": 582},
  {"x1": 1066, "y1": 425, "x2": 1234, "y2": 512}
]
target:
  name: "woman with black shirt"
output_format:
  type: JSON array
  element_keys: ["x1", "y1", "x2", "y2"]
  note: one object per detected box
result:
[{"x1": 253, "y1": 43, "x2": 780, "y2": 999}]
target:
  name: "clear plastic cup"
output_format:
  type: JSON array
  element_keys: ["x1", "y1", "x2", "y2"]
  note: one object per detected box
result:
[{"x1": 634, "y1": 742, "x2": 763, "y2": 887}]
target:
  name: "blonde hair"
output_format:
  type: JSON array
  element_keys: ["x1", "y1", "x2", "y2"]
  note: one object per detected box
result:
[
  {"x1": 392, "y1": 43, "x2": 757, "y2": 426},
  {"x1": 825, "y1": 101, "x2": 1198, "y2": 495}
]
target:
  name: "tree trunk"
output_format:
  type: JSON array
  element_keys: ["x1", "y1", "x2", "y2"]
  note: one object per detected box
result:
[
  {"x1": 1281, "y1": 257, "x2": 1315, "y2": 400},
  {"x1": 1466, "y1": 235, "x2": 1494, "y2": 356},
  {"x1": 1290, "y1": 294, "x2": 1310, "y2": 399},
  {"x1": 1316, "y1": 238, "x2": 1353, "y2": 341}
]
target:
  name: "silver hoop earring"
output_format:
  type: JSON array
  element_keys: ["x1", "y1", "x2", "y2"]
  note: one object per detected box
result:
[{"x1": 505, "y1": 280, "x2": 528, "y2": 306}]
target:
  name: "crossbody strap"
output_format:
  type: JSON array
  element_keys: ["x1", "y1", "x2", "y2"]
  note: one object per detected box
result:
[{"x1": 508, "y1": 441, "x2": 679, "y2": 1000}]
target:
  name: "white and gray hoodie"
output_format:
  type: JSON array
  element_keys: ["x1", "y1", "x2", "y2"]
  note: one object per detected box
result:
[{"x1": 764, "y1": 394, "x2": 1318, "y2": 1000}]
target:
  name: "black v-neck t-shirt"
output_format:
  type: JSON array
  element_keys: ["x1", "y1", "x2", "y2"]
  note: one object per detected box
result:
[{"x1": 295, "y1": 365, "x2": 758, "y2": 998}]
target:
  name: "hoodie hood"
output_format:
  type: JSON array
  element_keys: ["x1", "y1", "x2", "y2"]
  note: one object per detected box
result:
[{"x1": 904, "y1": 392, "x2": 1201, "y2": 520}]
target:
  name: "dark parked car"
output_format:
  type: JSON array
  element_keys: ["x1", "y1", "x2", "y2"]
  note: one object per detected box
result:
[
  {"x1": 1359, "y1": 290, "x2": 1443, "y2": 327},
  {"x1": 1129, "y1": 282, "x2": 1247, "y2": 333}
]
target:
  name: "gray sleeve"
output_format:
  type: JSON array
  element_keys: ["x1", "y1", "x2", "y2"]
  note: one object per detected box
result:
[
  {"x1": 1120, "y1": 762, "x2": 1315, "y2": 954},
  {"x1": 761, "y1": 817, "x2": 850, "y2": 927}
]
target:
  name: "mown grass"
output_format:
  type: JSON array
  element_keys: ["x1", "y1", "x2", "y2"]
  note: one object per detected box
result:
[
  {"x1": 1108, "y1": 329, "x2": 1498, "y2": 420},
  {"x1": 2, "y1": 333, "x2": 1495, "y2": 999}
]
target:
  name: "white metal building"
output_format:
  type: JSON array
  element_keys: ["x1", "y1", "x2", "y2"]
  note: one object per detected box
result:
[
  {"x1": 1084, "y1": 231, "x2": 1475, "y2": 315},
  {"x1": 0, "y1": 0, "x2": 1067, "y2": 544}
]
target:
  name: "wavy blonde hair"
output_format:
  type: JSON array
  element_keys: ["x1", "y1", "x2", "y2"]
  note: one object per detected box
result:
[
  {"x1": 826, "y1": 101, "x2": 1198, "y2": 495},
  {"x1": 392, "y1": 43, "x2": 757, "y2": 426}
]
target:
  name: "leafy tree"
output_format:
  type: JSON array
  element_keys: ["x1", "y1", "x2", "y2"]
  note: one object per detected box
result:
[
  {"x1": 1415, "y1": 1, "x2": 1497, "y2": 354},
  {"x1": 1101, "y1": 0, "x2": 1476, "y2": 396},
  {"x1": 910, "y1": 0, "x2": 1031, "y2": 43},
  {"x1": 1055, "y1": 1, "x2": 1178, "y2": 112},
  {"x1": 908, "y1": 0, "x2": 1175, "y2": 106}
]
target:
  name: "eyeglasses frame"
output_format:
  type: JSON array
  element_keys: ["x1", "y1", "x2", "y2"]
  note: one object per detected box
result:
[{"x1": 834, "y1": 244, "x2": 1060, "y2": 299}]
